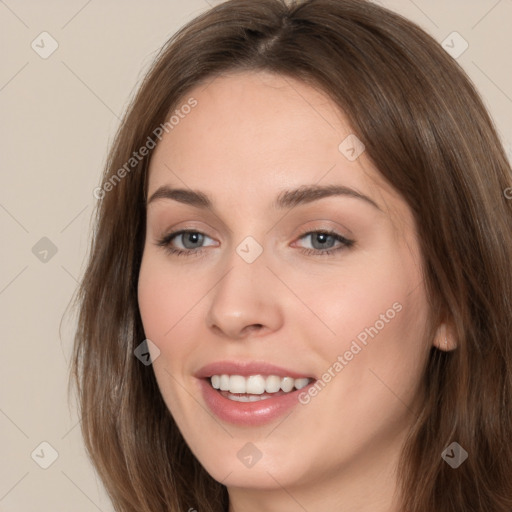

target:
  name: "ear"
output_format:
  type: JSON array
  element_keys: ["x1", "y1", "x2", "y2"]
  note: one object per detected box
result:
[{"x1": 433, "y1": 322, "x2": 457, "y2": 352}]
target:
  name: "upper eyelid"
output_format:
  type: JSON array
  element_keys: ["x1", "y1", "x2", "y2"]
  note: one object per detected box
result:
[
  {"x1": 160, "y1": 217, "x2": 352, "y2": 238},
  {"x1": 148, "y1": 201, "x2": 361, "y2": 237}
]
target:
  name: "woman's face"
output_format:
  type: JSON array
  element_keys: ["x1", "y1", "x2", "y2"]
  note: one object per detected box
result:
[{"x1": 138, "y1": 71, "x2": 432, "y2": 504}]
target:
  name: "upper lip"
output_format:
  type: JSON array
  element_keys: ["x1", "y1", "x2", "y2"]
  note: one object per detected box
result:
[{"x1": 195, "y1": 360, "x2": 315, "y2": 380}]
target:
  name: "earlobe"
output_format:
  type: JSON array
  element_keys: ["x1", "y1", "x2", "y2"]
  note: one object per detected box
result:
[{"x1": 433, "y1": 322, "x2": 457, "y2": 351}]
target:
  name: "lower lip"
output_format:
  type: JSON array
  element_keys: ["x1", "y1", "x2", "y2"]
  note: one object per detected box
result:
[{"x1": 198, "y1": 378, "x2": 314, "y2": 426}]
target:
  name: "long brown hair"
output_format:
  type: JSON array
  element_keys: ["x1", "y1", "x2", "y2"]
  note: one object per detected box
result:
[{"x1": 70, "y1": 0, "x2": 512, "y2": 510}]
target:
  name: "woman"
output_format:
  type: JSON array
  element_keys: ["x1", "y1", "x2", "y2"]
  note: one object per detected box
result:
[{"x1": 71, "y1": 0, "x2": 512, "y2": 510}]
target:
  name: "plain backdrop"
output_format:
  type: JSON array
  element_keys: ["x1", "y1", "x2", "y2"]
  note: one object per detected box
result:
[{"x1": 1, "y1": 0, "x2": 511, "y2": 510}]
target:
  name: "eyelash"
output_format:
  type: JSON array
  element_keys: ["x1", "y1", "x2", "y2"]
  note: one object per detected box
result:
[{"x1": 156, "y1": 229, "x2": 355, "y2": 258}]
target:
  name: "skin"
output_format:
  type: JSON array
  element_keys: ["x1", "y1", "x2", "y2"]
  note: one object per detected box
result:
[{"x1": 137, "y1": 71, "x2": 454, "y2": 512}]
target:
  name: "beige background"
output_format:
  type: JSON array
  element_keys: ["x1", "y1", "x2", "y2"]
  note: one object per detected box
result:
[{"x1": 1, "y1": 0, "x2": 511, "y2": 510}]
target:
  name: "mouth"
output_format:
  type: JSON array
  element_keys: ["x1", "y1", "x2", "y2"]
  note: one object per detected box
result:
[
  {"x1": 195, "y1": 361, "x2": 317, "y2": 426},
  {"x1": 208, "y1": 374, "x2": 313, "y2": 402}
]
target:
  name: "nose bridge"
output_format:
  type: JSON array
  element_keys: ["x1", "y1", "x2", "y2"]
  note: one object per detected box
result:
[{"x1": 205, "y1": 236, "x2": 282, "y2": 338}]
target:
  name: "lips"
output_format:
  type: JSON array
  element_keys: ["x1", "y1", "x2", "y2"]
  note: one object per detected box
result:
[
  {"x1": 195, "y1": 360, "x2": 316, "y2": 426},
  {"x1": 195, "y1": 360, "x2": 314, "y2": 380}
]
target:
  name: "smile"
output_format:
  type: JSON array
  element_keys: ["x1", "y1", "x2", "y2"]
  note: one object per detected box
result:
[
  {"x1": 196, "y1": 361, "x2": 317, "y2": 425},
  {"x1": 210, "y1": 374, "x2": 311, "y2": 399}
]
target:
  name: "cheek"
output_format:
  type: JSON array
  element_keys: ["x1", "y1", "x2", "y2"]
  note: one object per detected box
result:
[
  {"x1": 137, "y1": 263, "x2": 173, "y2": 341},
  {"x1": 296, "y1": 242, "x2": 428, "y2": 388},
  {"x1": 292, "y1": 259, "x2": 414, "y2": 346},
  {"x1": 324, "y1": 261, "x2": 429, "y2": 409},
  {"x1": 137, "y1": 254, "x2": 201, "y2": 418},
  {"x1": 288, "y1": 222, "x2": 423, "y2": 346},
  {"x1": 137, "y1": 253, "x2": 204, "y2": 346}
]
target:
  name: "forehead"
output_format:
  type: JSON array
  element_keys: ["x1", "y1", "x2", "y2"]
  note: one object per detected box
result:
[
  {"x1": 154, "y1": 71, "x2": 346, "y2": 163},
  {"x1": 147, "y1": 70, "x2": 400, "y2": 217}
]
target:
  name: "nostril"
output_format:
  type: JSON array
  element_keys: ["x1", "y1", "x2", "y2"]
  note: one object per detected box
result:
[{"x1": 247, "y1": 324, "x2": 264, "y2": 333}]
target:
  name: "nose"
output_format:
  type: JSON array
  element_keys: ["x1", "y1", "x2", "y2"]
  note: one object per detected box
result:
[{"x1": 205, "y1": 250, "x2": 284, "y2": 340}]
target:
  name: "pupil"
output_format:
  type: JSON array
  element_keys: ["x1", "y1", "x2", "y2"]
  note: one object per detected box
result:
[
  {"x1": 184, "y1": 232, "x2": 202, "y2": 248},
  {"x1": 313, "y1": 233, "x2": 334, "y2": 250}
]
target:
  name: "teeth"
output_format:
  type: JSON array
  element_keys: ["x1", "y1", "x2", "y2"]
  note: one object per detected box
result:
[
  {"x1": 265, "y1": 375, "x2": 281, "y2": 393},
  {"x1": 294, "y1": 378, "x2": 310, "y2": 390},
  {"x1": 211, "y1": 375, "x2": 220, "y2": 389},
  {"x1": 246, "y1": 375, "x2": 266, "y2": 394},
  {"x1": 226, "y1": 393, "x2": 272, "y2": 402},
  {"x1": 280, "y1": 377, "x2": 294, "y2": 392},
  {"x1": 209, "y1": 374, "x2": 312, "y2": 394},
  {"x1": 229, "y1": 375, "x2": 246, "y2": 394},
  {"x1": 219, "y1": 374, "x2": 230, "y2": 391}
]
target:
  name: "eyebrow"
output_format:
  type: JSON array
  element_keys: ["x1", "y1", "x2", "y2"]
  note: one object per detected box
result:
[{"x1": 146, "y1": 184, "x2": 382, "y2": 211}]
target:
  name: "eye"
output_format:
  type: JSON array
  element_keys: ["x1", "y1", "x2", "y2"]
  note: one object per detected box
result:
[
  {"x1": 294, "y1": 230, "x2": 354, "y2": 256},
  {"x1": 156, "y1": 228, "x2": 355, "y2": 258},
  {"x1": 156, "y1": 229, "x2": 217, "y2": 257}
]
